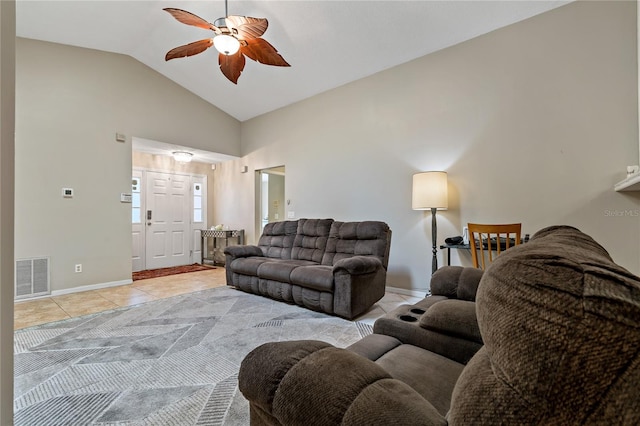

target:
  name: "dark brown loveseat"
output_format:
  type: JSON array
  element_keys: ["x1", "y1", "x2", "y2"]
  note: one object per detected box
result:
[
  {"x1": 238, "y1": 225, "x2": 640, "y2": 425},
  {"x1": 224, "y1": 218, "x2": 392, "y2": 319}
]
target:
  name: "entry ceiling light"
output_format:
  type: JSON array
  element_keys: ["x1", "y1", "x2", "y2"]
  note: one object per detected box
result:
[
  {"x1": 173, "y1": 151, "x2": 193, "y2": 163},
  {"x1": 163, "y1": 0, "x2": 290, "y2": 84}
]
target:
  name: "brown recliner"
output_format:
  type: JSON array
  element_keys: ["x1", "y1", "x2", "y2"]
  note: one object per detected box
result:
[{"x1": 238, "y1": 225, "x2": 640, "y2": 425}]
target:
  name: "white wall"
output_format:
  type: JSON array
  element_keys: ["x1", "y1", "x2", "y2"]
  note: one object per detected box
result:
[
  {"x1": 215, "y1": 1, "x2": 640, "y2": 292},
  {"x1": 15, "y1": 38, "x2": 241, "y2": 292},
  {"x1": 0, "y1": 1, "x2": 15, "y2": 421}
]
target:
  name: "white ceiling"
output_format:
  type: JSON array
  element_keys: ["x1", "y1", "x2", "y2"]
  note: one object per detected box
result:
[{"x1": 17, "y1": 0, "x2": 571, "y2": 123}]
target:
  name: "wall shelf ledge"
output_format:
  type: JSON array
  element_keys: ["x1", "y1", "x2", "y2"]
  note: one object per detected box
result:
[{"x1": 614, "y1": 173, "x2": 640, "y2": 192}]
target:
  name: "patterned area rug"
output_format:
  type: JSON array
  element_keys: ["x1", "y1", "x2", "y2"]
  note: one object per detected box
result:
[
  {"x1": 132, "y1": 264, "x2": 214, "y2": 281},
  {"x1": 14, "y1": 286, "x2": 373, "y2": 425}
]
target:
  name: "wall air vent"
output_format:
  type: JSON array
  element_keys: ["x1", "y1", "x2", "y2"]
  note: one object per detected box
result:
[{"x1": 15, "y1": 257, "x2": 50, "y2": 300}]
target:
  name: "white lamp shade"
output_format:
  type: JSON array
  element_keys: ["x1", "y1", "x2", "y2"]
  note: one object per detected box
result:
[
  {"x1": 412, "y1": 171, "x2": 448, "y2": 210},
  {"x1": 213, "y1": 34, "x2": 240, "y2": 55}
]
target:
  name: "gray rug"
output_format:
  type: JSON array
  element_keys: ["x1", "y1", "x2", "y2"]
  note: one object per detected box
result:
[{"x1": 14, "y1": 286, "x2": 373, "y2": 425}]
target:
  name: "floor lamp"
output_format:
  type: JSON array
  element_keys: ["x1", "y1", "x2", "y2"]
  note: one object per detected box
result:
[{"x1": 412, "y1": 171, "x2": 448, "y2": 275}]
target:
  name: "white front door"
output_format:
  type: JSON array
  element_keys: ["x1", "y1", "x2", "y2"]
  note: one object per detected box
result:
[{"x1": 145, "y1": 171, "x2": 190, "y2": 269}]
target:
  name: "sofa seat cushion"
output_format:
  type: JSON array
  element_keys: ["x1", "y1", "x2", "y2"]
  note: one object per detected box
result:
[
  {"x1": 230, "y1": 256, "x2": 276, "y2": 277},
  {"x1": 290, "y1": 265, "x2": 334, "y2": 292},
  {"x1": 420, "y1": 299, "x2": 482, "y2": 344},
  {"x1": 257, "y1": 260, "x2": 319, "y2": 283},
  {"x1": 376, "y1": 344, "x2": 464, "y2": 416}
]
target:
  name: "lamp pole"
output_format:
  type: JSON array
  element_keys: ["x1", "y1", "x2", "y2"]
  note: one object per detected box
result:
[{"x1": 431, "y1": 207, "x2": 438, "y2": 274}]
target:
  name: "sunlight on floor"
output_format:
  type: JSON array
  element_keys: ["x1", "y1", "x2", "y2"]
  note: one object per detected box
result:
[{"x1": 13, "y1": 268, "x2": 227, "y2": 330}]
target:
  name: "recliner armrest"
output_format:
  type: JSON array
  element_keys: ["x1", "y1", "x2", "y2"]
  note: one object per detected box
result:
[
  {"x1": 333, "y1": 256, "x2": 383, "y2": 275},
  {"x1": 420, "y1": 299, "x2": 482, "y2": 344},
  {"x1": 223, "y1": 245, "x2": 263, "y2": 259},
  {"x1": 239, "y1": 340, "x2": 446, "y2": 426}
]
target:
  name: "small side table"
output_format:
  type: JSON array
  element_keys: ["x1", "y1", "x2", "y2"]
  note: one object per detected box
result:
[
  {"x1": 201, "y1": 229, "x2": 245, "y2": 266},
  {"x1": 439, "y1": 243, "x2": 471, "y2": 266}
]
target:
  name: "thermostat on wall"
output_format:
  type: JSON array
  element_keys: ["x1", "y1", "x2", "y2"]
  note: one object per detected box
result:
[
  {"x1": 62, "y1": 188, "x2": 74, "y2": 198},
  {"x1": 120, "y1": 193, "x2": 132, "y2": 203}
]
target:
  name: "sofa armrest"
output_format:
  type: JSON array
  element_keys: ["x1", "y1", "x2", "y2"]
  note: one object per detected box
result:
[
  {"x1": 332, "y1": 255, "x2": 383, "y2": 275},
  {"x1": 239, "y1": 340, "x2": 446, "y2": 426},
  {"x1": 431, "y1": 266, "x2": 484, "y2": 301},
  {"x1": 223, "y1": 244, "x2": 263, "y2": 259},
  {"x1": 333, "y1": 257, "x2": 387, "y2": 319}
]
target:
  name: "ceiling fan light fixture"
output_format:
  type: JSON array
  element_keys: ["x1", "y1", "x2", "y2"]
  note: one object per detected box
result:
[
  {"x1": 173, "y1": 151, "x2": 193, "y2": 163},
  {"x1": 213, "y1": 34, "x2": 240, "y2": 55}
]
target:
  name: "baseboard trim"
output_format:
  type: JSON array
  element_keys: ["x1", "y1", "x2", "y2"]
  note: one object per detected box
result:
[
  {"x1": 385, "y1": 286, "x2": 429, "y2": 298},
  {"x1": 50, "y1": 279, "x2": 133, "y2": 297}
]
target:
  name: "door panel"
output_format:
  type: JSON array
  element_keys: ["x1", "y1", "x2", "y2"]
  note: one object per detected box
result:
[{"x1": 146, "y1": 171, "x2": 190, "y2": 269}]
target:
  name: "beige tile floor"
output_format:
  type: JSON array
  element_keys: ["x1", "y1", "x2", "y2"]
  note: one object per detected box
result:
[
  {"x1": 14, "y1": 267, "x2": 424, "y2": 330},
  {"x1": 14, "y1": 267, "x2": 227, "y2": 330}
]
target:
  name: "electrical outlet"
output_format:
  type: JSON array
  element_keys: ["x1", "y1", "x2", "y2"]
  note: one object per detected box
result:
[
  {"x1": 287, "y1": 211, "x2": 295, "y2": 219},
  {"x1": 75, "y1": 264, "x2": 82, "y2": 273}
]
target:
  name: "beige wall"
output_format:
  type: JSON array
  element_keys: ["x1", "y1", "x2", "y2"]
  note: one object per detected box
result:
[
  {"x1": 15, "y1": 38, "x2": 240, "y2": 292},
  {"x1": 216, "y1": 0, "x2": 640, "y2": 292},
  {"x1": 0, "y1": 0, "x2": 15, "y2": 421}
]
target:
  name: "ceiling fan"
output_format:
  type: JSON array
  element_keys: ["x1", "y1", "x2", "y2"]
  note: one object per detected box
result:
[{"x1": 163, "y1": 1, "x2": 290, "y2": 84}]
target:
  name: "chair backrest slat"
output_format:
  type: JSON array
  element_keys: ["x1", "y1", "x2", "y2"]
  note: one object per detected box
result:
[{"x1": 468, "y1": 223, "x2": 522, "y2": 269}]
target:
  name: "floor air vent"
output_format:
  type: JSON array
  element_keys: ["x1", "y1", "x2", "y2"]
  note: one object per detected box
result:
[{"x1": 15, "y1": 257, "x2": 50, "y2": 300}]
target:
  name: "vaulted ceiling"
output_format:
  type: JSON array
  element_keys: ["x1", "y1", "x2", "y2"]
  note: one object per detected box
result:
[{"x1": 17, "y1": 1, "x2": 570, "y2": 122}]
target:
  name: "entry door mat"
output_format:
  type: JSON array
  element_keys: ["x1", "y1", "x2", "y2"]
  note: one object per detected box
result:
[
  {"x1": 14, "y1": 286, "x2": 373, "y2": 425},
  {"x1": 132, "y1": 264, "x2": 214, "y2": 281}
]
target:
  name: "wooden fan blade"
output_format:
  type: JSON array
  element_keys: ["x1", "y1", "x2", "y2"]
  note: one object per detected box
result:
[
  {"x1": 218, "y1": 51, "x2": 246, "y2": 84},
  {"x1": 165, "y1": 39, "x2": 214, "y2": 61},
  {"x1": 225, "y1": 15, "x2": 268, "y2": 40},
  {"x1": 163, "y1": 8, "x2": 219, "y2": 33},
  {"x1": 241, "y1": 38, "x2": 290, "y2": 67}
]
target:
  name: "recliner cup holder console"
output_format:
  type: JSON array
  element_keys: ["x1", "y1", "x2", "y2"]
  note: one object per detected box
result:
[{"x1": 410, "y1": 308, "x2": 426, "y2": 315}]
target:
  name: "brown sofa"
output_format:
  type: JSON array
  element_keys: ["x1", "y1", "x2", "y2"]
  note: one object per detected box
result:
[
  {"x1": 224, "y1": 218, "x2": 392, "y2": 319},
  {"x1": 238, "y1": 225, "x2": 640, "y2": 425}
]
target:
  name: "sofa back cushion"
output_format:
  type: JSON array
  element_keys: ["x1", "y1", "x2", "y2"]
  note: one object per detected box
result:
[
  {"x1": 322, "y1": 221, "x2": 391, "y2": 268},
  {"x1": 258, "y1": 220, "x2": 298, "y2": 259},
  {"x1": 429, "y1": 266, "x2": 484, "y2": 301},
  {"x1": 449, "y1": 225, "x2": 640, "y2": 424},
  {"x1": 291, "y1": 218, "x2": 334, "y2": 262}
]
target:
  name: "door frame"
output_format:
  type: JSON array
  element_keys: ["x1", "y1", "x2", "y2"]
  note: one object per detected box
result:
[
  {"x1": 132, "y1": 168, "x2": 208, "y2": 271},
  {"x1": 255, "y1": 166, "x2": 286, "y2": 235}
]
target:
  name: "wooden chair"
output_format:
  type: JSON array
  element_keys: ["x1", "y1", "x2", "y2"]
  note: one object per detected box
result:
[{"x1": 468, "y1": 223, "x2": 522, "y2": 270}]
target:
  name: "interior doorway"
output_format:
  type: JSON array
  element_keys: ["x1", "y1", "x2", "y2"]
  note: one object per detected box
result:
[
  {"x1": 131, "y1": 169, "x2": 207, "y2": 272},
  {"x1": 257, "y1": 166, "x2": 286, "y2": 233}
]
